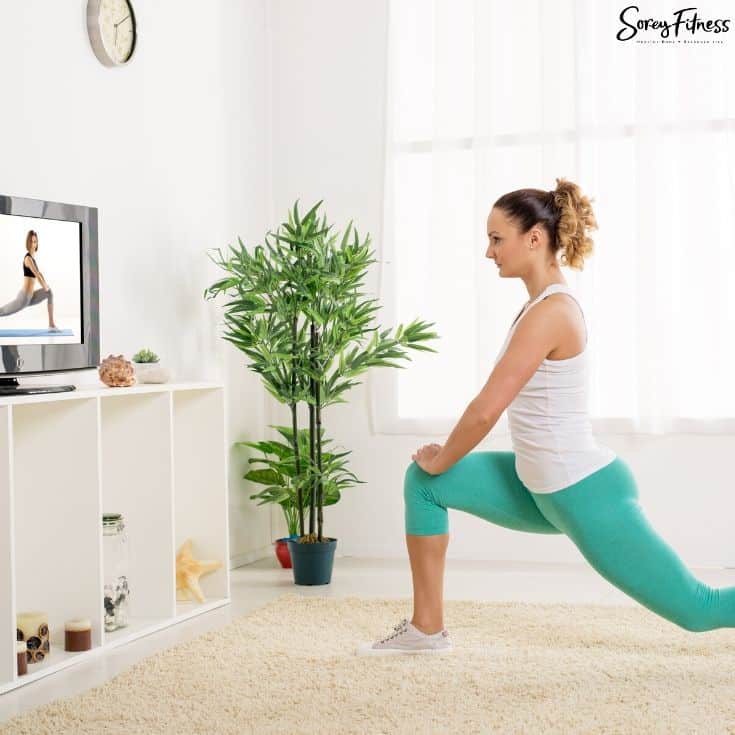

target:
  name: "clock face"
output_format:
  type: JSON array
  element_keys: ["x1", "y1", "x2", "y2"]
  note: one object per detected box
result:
[{"x1": 91, "y1": 0, "x2": 136, "y2": 65}]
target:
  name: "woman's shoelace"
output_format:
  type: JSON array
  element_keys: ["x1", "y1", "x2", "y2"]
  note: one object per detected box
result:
[{"x1": 379, "y1": 617, "x2": 409, "y2": 643}]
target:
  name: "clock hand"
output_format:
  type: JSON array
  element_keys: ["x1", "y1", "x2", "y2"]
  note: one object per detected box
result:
[{"x1": 115, "y1": 14, "x2": 130, "y2": 28}]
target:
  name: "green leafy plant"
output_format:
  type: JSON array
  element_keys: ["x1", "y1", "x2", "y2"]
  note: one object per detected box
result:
[
  {"x1": 235, "y1": 425, "x2": 362, "y2": 537},
  {"x1": 204, "y1": 199, "x2": 440, "y2": 544},
  {"x1": 132, "y1": 348, "x2": 159, "y2": 363}
]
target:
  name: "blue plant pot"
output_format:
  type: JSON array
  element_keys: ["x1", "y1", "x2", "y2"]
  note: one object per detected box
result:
[{"x1": 286, "y1": 537, "x2": 337, "y2": 586}]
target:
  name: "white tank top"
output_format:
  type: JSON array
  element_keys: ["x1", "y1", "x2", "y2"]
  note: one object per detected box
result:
[{"x1": 494, "y1": 283, "x2": 616, "y2": 493}]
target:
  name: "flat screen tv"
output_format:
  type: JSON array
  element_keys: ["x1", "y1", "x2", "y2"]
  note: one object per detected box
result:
[{"x1": 0, "y1": 194, "x2": 100, "y2": 395}]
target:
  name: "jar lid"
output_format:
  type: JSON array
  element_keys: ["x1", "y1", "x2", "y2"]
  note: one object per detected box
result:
[
  {"x1": 102, "y1": 513, "x2": 124, "y2": 528},
  {"x1": 16, "y1": 641, "x2": 27, "y2": 653},
  {"x1": 64, "y1": 618, "x2": 92, "y2": 632}
]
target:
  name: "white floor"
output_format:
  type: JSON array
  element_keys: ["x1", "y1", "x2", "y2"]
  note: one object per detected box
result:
[{"x1": 2, "y1": 555, "x2": 734, "y2": 724}]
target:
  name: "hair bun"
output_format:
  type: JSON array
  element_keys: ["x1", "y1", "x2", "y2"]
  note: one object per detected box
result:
[{"x1": 553, "y1": 177, "x2": 597, "y2": 270}]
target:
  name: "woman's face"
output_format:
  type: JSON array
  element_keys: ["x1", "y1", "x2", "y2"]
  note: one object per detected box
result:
[
  {"x1": 31, "y1": 235, "x2": 38, "y2": 252},
  {"x1": 485, "y1": 208, "x2": 523, "y2": 277},
  {"x1": 485, "y1": 208, "x2": 543, "y2": 278}
]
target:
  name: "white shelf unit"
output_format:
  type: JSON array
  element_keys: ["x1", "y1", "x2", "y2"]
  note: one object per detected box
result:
[{"x1": 0, "y1": 382, "x2": 231, "y2": 694}]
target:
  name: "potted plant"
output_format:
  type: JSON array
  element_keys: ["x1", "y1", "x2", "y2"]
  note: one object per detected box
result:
[
  {"x1": 131, "y1": 347, "x2": 171, "y2": 384},
  {"x1": 235, "y1": 425, "x2": 361, "y2": 568},
  {"x1": 204, "y1": 199, "x2": 439, "y2": 585}
]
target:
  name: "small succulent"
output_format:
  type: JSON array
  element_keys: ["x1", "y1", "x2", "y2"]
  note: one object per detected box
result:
[{"x1": 132, "y1": 348, "x2": 159, "y2": 363}]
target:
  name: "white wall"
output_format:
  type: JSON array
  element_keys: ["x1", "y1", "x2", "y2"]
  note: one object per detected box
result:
[
  {"x1": 0, "y1": 1, "x2": 274, "y2": 566},
  {"x1": 269, "y1": 0, "x2": 735, "y2": 569}
]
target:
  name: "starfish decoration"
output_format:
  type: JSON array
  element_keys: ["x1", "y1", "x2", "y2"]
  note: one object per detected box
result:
[{"x1": 175, "y1": 538, "x2": 222, "y2": 603}]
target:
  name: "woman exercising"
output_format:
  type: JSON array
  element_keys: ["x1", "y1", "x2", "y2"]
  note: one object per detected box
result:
[
  {"x1": 359, "y1": 177, "x2": 735, "y2": 655},
  {"x1": 0, "y1": 230, "x2": 61, "y2": 331}
]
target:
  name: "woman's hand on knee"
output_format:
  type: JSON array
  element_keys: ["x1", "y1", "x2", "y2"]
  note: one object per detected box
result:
[{"x1": 412, "y1": 443, "x2": 443, "y2": 475}]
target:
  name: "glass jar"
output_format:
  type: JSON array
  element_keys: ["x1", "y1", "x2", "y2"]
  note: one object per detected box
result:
[{"x1": 102, "y1": 513, "x2": 130, "y2": 632}]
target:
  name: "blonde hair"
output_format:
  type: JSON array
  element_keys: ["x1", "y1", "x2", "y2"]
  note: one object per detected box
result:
[{"x1": 549, "y1": 177, "x2": 597, "y2": 270}]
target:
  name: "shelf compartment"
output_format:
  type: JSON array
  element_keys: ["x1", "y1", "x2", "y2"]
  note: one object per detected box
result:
[
  {"x1": 172, "y1": 388, "x2": 229, "y2": 603},
  {"x1": 99, "y1": 390, "x2": 175, "y2": 642},
  {"x1": 11, "y1": 398, "x2": 102, "y2": 685}
]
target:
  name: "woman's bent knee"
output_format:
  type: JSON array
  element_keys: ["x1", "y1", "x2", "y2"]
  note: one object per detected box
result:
[{"x1": 404, "y1": 461, "x2": 448, "y2": 535}]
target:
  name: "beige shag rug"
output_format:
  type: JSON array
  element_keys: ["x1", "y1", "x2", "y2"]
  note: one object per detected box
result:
[{"x1": 2, "y1": 591, "x2": 735, "y2": 734}]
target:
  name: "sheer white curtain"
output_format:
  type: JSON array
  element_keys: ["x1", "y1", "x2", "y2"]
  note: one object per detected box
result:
[{"x1": 369, "y1": 0, "x2": 735, "y2": 438}]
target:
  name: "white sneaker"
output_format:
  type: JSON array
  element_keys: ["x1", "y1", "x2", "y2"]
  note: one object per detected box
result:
[{"x1": 356, "y1": 617, "x2": 453, "y2": 656}]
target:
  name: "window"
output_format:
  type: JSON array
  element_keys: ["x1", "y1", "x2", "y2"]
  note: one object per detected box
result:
[{"x1": 370, "y1": 0, "x2": 735, "y2": 436}]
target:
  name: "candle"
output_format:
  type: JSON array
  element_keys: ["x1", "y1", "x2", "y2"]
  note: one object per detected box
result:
[
  {"x1": 16, "y1": 611, "x2": 50, "y2": 664},
  {"x1": 16, "y1": 641, "x2": 27, "y2": 676},
  {"x1": 64, "y1": 618, "x2": 92, "y2": 652}
]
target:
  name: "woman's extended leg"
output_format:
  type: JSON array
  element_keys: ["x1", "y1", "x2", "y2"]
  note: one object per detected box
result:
[
  {"x1": 0, "y1": 289, "x2": 31, "y2": 317},
  {"x1": 404, "y1": 451, "x2": 562, "y2": 633},
  {"x1": 529, "y1": 457, "x2": 735, "y2": 632}
]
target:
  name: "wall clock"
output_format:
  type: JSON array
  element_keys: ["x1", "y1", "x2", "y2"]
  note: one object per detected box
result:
[{"x1": 86, "y1": 0, "x2": 137, "y2": 67}]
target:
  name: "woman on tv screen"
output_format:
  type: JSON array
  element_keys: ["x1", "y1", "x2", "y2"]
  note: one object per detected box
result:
[{"x1": 0, "y1": 229, "x2": 61, "y2": 332}]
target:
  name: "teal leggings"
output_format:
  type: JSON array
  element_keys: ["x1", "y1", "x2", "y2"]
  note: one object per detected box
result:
[{"x1": 404, "y1": 451, "x2": 735, "y2": 632}]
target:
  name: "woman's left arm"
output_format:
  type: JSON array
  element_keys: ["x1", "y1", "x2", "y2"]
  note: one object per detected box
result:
[{"x1": 425, "y1": 400, "x2": 493, "y2": 475}]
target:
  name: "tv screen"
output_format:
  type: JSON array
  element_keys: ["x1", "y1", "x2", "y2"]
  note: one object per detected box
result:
[
  {"x1": 0, "y1": 213, "x2": 82, "y2": 343},
  {"x1": 0, "y1": 195, "x2": 99, "y2": 389}
]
